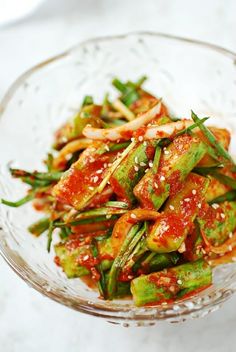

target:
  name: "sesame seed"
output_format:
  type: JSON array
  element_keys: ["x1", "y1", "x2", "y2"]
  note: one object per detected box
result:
[
  {"x1": 160, "y1": 175, "x2": 165, "y2": 181},
  {"x1": 134, "y1": 157, "x2": 139, "y2": 164},
  {"x1": 104, "y1": 163, "x2": 108, "y2": 168},
  {"x1": 131, "y1": 213, "x2": 137, "y2": 219},
  {"x1": 83, "y1": 255, "x2": 89, "y2": 261},
  {"x1": 147, "y1": 123, "x2": 152, "y2": 127},
  {"x1": 169, "y1": 205, "x2": 175, "y2": 210},
  {"x1": 143, "y1": 141, "x2": 147, "y2": 146},
  {"x1": 229, "y1": 232, "x2": 233, "y2": 238},
  {"x1": 108, "y1": 163, "x2": 112, "y2": 167},
  {"x1": 184, "y1": 198, "x2": 190, "y2": 202},
  {"x1": 169, "y1": 286, "x2": 176, "y2": 293},
  {"x1": 140, "y1": 161, "x2": 146, "y2": 167},
  {"x1": 149, "y1": 162, "x2": 153, "y2": 168},
  {"x1": 178, "y1": 242, "x2": 186, "y2": 253},
  {"x1": 177, "y1": 279, "x2": 182, "y2": 285},
  {"x1": 212, "y1": 203, "x2": 220, "y2": 209},
  {"x1": 220, "y1": 213, "x2": 225, "y2": 219},
  {"x1": 93, "y1": 176, "x2": 99, "y2": 183},
  {"x1": 128, "y1": 275, "x2": 133, "y2": 280},
  {"x1": 161, "y1": 302, "x2": 168, "y2": 306},
  {"x1": 154, "y1": 182, "x2": 159, "y2": 189},
  {"x1": 145, "y1": 168, "x2": 150, "y2": 173},
  {"x1": 208, "y1": 260, "x2": 213, "y2": 265},
  {"x1": 134, "y1": 165, "x2": 139, "y2": 172},
  {"x1": 164, "y1": 150, "x2": 170, "y2": 155},
  {"x1": 105, "y1": 145, "x2": 110, "y2": 151},
  {"x1": 138, "y1": 136, "x2": 144, "y2": 142},
  {"x1": 88, "y1": 186, "x2": 94, "y2": 190},
  {"x1": 106, "y1": 214, "x2": 112, "y2": 219},
  {"x1": 197, "y1": 203, "x2": 202, "y2": 209},
  {"x1": 192, "y1": 189, "x2": 197, "y2": 195},
  {"x1": 228, "y1": 245, "x2": 233, "y2": 251},
  {"x1": 201, "y1": 248, "x2": 206, "y2": 254},
  {"x1": 96, "y1": 169, "x2": 103, "y2": 174}
]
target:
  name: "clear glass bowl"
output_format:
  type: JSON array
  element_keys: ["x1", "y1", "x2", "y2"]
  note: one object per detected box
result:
[{"x1": 1, "y1": 32, "x2": 236, "y2": 326}]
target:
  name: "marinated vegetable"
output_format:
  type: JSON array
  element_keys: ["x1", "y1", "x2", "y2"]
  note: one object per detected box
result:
[{"x1": 2, "y1": 76, "x2": 236, "y2": 307}]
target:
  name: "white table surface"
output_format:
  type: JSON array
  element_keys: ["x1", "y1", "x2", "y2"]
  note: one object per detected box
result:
[{"x1": 1, "y1": 0, "x2": 236, "y2": 351}]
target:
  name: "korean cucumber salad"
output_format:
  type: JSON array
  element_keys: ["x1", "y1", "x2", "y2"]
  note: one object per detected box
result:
[{"x1": 3, "y1": 76, "x2": 236, "y2": 306}]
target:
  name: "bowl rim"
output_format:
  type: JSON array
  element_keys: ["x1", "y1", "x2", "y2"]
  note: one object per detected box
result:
[{"x1": 1, "y1": 31, "x2": 236, "y2": 323}]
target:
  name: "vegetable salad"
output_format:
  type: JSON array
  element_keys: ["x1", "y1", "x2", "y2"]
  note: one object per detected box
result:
[{"x1": 3, "y1": 76, "x2": 236, "y2": 306}]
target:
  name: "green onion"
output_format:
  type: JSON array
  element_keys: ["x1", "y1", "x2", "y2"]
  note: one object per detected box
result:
[
  {"x1": 176, "y1": 117, "x2": 209, "y2": 137},
  {"x1": 109, "y1": 142, "x2": 130, "y2": 152},
  {"x1": 104, "y1": 201, "x2": 129, "y2": 209},
  {"x1": 1, "y1": 191, "x2": 36, "y2": 208},
  {"x1": 28, "y1": 217, "x2": 50, "y2": 236},
  {"x1": 91, "y1": 239, "x2": 107, "y2": 298},
  {"x1": 107, "y1": 224, "x2": 146, "y2": 299},
  {"x1": 191, "y1": 111, "x2": 235, "y2": 164},
  {"x1": 82, "y1": 95, "x2": 94, "y2": 106},
  {"x1": 209, "y1": 190, "x2": 236, "y2": 204},
  {"x1": 47, "y1": 220, "x2": 54, "y2": 252},
  {"x1": 10, "y1": 168, "x2": 63, "y2": 181}
]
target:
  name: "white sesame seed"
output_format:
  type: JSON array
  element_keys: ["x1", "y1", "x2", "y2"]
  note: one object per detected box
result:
[
  {"x1": 104, "y1": 163, "x2": 108, "y2": 168},
  {"x1": 149, "y1": 162, "x2": 153, "y2": 168},
  {"x1": 192, "y1": 189, "x2": 197, "y2": 195},
  {"x1": 220, "y1": 213, "x2": 225, "y2": 219},
  {"x1": 145, "y1": 168, "x2": 150, "y2": 173},
  {"x1": 197, "y1": 203, "x2": 202, "y2": 209},
  {"x1": 201, "y1": 248, "x2": 206, "y2": 254},
  {"x1": 96, "y1": 169, "x2": 103, "y2": 174},
  {"x1": 178, "y1": 242, "x2": 186, "y2": 253},
  {"x1": 147, "y1": 123, "x2": 152, "y2": 127},
  {"x1": 83, "y1": 255, "x2": 89, "y2": 261},
  {"x1": 93, "y1": 176, "x2": 99, "y2": 183},
  {"x1": 164, "y1": 150, "x2": 170, "y2": 155},
  {"x1": 229, "y1": 232, "x2": 233, "y2": 239},
  {"x1": 154, "y1": 182, "x2": 159, "y2": 189},
  {"x1": 88, "y1": 186, "x2": 94, "y2": 190},
  {"x1": 138, "y1": 136, "x2": 144, "y2": 142},
  {"x1": 134, "y1": 157, "x2": 139, "y2": 164},
  {"x1": 127, "y1": 275, "x2": 133, "y2": 280},
  {"x1": 228, "y1": 245, "x2": 233, "y2": 251},
  {"x1": 160, "y1": 175, "x2": 165, "y2": 181},
  {"x1": 184, "y1": 198, "x2": 190, "y2": 202},
  {"x1": 108, "y1": 163, "x2": 112, "y2": 167},
  {"x1": 177, "y1": 279, "x2": 182, "y2": 285},
  {"x1": 140, "y1": 161, "x2": 146, "y2": 167},
  {"x1": 208, "y1": 260, "x2": 213, "y2": 265},
  {"x1": 134, "y1": 165, "x2": 139, "y2": 172},
  {"x1": 212, "y1": 203, "x2": 220, "y2": 209},
  {"x1": 131, "y1": 213, "x2": 137, "y2": 219},
  {"x1": 106, "y1": 214, "x2": 112, "y2": 219},
  {"x1": 105, "y1": 145, "x2": 110, "y2": 151},
  {"x1": 169, "y1": 205, "x2": 175, "y2": 210},
  {"x1": 143, "y1": 141, "x2": 147, "y2": 146}
]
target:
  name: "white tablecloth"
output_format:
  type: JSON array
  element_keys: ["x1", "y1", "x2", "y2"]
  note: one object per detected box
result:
[{"x1": 0, "y1": 1, "x2": 236, "y2": 351}]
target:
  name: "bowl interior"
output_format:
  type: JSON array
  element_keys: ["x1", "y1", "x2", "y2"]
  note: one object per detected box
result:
[{"x1": 1, "y1": 32, "x2": 236, "y2": 325}]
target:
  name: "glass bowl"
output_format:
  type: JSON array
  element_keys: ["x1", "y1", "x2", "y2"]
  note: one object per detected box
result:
[{"x1": 1, "y1": 32, "x2": 236, "y2": 326}]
